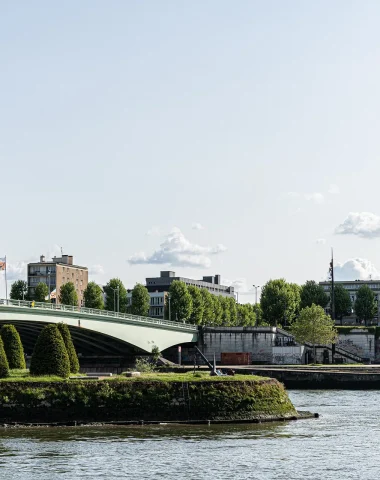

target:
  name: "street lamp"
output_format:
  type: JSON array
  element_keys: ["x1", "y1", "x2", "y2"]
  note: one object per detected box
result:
[
  {"x1": 167, "y1": 293, "x2": 171, "y2": 321},
  {"x1": 253, "y1": 285, "x2": 261, "y2": 304},
  {"x1": 110, "y1": 286, "x2": 120, "y2": 313}
]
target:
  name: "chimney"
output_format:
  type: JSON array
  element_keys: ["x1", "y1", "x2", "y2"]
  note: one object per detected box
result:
[{"x1": 40, "y1": 255, "x2": 45, "y2": 263}]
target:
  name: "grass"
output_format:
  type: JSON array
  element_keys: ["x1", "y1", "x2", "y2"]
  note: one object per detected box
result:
[{"x1": 0, "y1": 370, "x2": 267, "y2": 383}]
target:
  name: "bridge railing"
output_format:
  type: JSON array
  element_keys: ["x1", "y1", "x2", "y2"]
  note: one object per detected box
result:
[{"x1": 0, "y1": 299, "x2": 198, "y2": 331}]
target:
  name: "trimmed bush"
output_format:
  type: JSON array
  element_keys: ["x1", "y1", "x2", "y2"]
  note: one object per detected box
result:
[
  {"x1": 0, "y1": 325, "x2": 26, "y2": 369},
  {"x1": 0, "y1": 337, "x2": 10, "y2": 378},
  {"x1": 30, "y1": 324, "x2": 70, "y2": 378},
  {"x1": 57, "y1": 323, "x2": 80, "y2": 374}
]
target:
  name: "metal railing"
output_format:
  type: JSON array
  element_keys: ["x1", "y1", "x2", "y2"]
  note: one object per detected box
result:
[{"x1": 0, "y1": 299, "x2": 198, "y2": 332}]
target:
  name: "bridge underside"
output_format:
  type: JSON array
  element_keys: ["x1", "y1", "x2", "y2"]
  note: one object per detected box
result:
[{"x1": 0, "y1": 320, "x2": 145, "y2": 357}]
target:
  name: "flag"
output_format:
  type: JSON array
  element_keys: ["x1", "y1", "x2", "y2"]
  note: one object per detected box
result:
[
  {"x1": 0, "y1": 258, "x2": 5, "y2": 271},
  {"x1": 45, "y1": 288, "x2": 57, "y2": 301}
]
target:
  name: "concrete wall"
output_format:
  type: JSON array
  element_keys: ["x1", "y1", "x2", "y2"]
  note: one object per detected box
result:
[
  {"x1": 337, "y1": 330, "x2": 375, "y2": 361},
  {"x1": 272, "y1": 346, "x2": 304, "y2": 365}
]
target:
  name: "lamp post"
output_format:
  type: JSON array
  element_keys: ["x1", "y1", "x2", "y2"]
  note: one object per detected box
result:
[
  {"x1": 253, "y1": 285, "x2": 261, "y2": 304},
  {"x1": 47, "y1": 268, "x2": 51, "y2": 303},
  {"x1": 111, "y1": 286, "x2": 120, "y2": 313},
  {"x1": 168, "y1": 293, "x2": 171, "y2": 321}
]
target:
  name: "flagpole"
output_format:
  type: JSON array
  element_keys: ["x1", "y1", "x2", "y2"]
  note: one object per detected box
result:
[{"x1": 4, "y1": 255, "x2": 7, "y2": 302}]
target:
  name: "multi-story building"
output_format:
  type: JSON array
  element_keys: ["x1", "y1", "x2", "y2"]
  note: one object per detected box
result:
[
  {"x1": 319, "y1": 279, "x2": 380, "y2": 323},
  {"x1": 127, "y1": 271, "x2": 234, "y2": 320},
  {"x1": 145, "y1": 271, "x2": 234, "y2": 297},
  {"x1": 27, "y1": 254, "x2": 88, "y2": 307}
]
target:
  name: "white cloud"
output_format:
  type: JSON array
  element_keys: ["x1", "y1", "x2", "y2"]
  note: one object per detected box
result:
[
  {"x1": 334, "y1": 258, "x2": 380, "y2": 281},
  {"x1": 89, "y1": 264, "x2": 105, "y2": 276},
  {"x1": 304, "y1": 192, "x2": 325, "y2": 204},
  {"x1": 192, "y1": 222, "x2": 205, "y2": 230},
  {"x1": 128, "y1": 227, "x2": 226, "y2": 268},
  {"x1": 316, "y1": 238, "x2": 326, "y2": 245},
  {"x1": 328, "y1": 184, "x2": 340, "y2": 195},
  {"x1": 146, "y1": 226, "x2": 161, "y2": 236},
  {"x1": 5, "y1": 261, "x2": 27, "y2": 281},
  {"x1": 336, "y1": 212, "x2": 380, "y2": 238},
  {"x1": 286, "y1": 191, "x2": 301, "y2": 198}
]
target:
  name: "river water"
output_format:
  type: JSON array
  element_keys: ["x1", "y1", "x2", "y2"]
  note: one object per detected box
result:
[{"x1": 0, "y1": 390, "x2": 378, "y2": 479}]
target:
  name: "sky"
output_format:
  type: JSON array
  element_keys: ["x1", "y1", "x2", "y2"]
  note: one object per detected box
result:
[{"x1": 2, "y1": 1, "x2": 380, "y2": 302}]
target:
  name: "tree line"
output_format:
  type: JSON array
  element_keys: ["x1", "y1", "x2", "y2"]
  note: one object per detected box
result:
[{"x1": 9, "y1": 277, "x2": 378, "y2": 326}]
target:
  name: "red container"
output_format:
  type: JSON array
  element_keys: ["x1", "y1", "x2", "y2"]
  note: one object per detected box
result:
[{"x1": 221, "y1": 352, "x2": 251, "y2": 365}]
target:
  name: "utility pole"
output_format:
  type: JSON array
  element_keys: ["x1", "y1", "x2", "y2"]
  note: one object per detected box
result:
[{"x1": 330, "y1": 249, "x2": 335, "y2": 322}]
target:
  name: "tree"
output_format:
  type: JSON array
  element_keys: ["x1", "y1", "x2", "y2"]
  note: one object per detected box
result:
[
  {"x1": 237, "y1": 304, "x2": 256, "y2": 326},
  {"x1": 261, "y1": 279, "x2": 300, "y2": 327},
  {"x1": 83, "y1": 282, "x2": 104, "y2": 309},
  {"x1": 34, "y1": 282, "x2": 49, "y2": 302},
  {"x1": 30, "y1": 324, "x2": 70, "y2": 377},
  {"x1": 151, "y1": 345, "x2": 161, "y2": 364},
  {"x1": 291, "y1": 304, "x2": 337, "y2": 361},
  {"x1": 354, "y1": 285, "x2": 378, "y2": 326},
  {"x1": 0, "y1": 325, "x2": 26, "y2": 369},
  {"x1": 104, "y1": 278, "x2": 127, "y2": 313},
  {"x1": 57, "y1": 323, "x2": 80, "y2": 374},
  {"x1": 300, "y1": 280, "x2": 329, "y2": 309},
  {"x1": 253, "y1": 303, "x2": 266, "y2": 326},
  {"x1": 220, "y1": 297, "x2": 231, "y2": 326},
  {"x1": 59, "y1": 282, "x2": 78, "y2": 306},
  {"x1": 131, "y1": 283, "x2": 150, "y2": 316},
  {"x1": 168, "y1": 281, "x2": 192, "y2": 322},
  {"x1": 187, "y1": 286, "x2": 204, "y2": 325},
  {"x1": 200, "y1": 289, "x2": 214, "y2": 325},
  {"x1": 10, "y1": 280, "x2": 28, "y2": 301},
  {"x1": 212, "y1": 295, "x2": 223, "y2": 326},
  {"x1": 0, "y1": 338, "x2": 9, "y2": 378},
  {"x1": 334, "y1": 284, "x2": 352, "y2": 323},
  {"x1": 227, "y1": 297, "x2": 238, "y2": 326}
]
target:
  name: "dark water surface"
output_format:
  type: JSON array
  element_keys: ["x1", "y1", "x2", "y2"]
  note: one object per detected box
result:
[{"x1": 0, "y1": 390, "x2": 379, "y2": 479}]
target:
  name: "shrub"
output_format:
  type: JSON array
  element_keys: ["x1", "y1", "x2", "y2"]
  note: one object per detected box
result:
[
  {"x1": 57, "y1": 323, "x2": 80, "y2": 374},
  {"x1": 135, "y1": 358, "x2": 155, "y2": 373},
  {"x1": 30, "y1": 324, "x2": 70, "y2": 378},
  {"x1": 0, "y1": 338, "x2": 10, "y2": 378},
  {"x1": 0, "y1": 325, "x2": 26, "y2": 369}
]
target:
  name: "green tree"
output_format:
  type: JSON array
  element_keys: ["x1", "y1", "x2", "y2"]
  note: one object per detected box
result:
[
  {"x1": 0, "y1": 325, "x2": 26, "y2": 369},
  {"x1": 291, "y1": 304, "x2": 337, "y2": 361},
  {"x1": 59, "y1": 282, "x2": 78, "y2": 306},
  {"x1": 200, "y1": 289, "x2": 215, "y2": 325},
  {"x1": 300, "y1": 280, "x2": 329, "y2": 309},
  {"x1": 261, "y1": 279, "x2": 300, "y2": 327},
  {"x1": 104, "y1": 278, "x2": 127, "y2": 313},
  {"x1": 151, "y1": 345, "x2": 161, "y2": 364},
  {"x1": 34, "y1": 282, "x2": 49, "y2": 302},
  {"x1": 187, "y1": 286, "x2": 204, "y2": 325},
  {"x1": 0, "y1": 338, "x2": 9, "y2": 378},
  {"x1": 334, "y1": 284, "x2": 352, "y2": 323},
  {"x1": 220, "y1": 297, "x2": 231, "y2": 326},
  {"x1": 227, "y1": 297, "x2": 238, "y2": 325},
  {"x1": 212, "y1": 295, "x2": 223, "y2": 326},
  {"x1": 131, "y1": 283, "x2": 150, "y2": 316},
  {"x1": 57, "y1": 323, "x2": 80, "y2": 374},
  {"x1": 30, "y1": 324, "x2": 70, "y2": 377},
  {"x1": 354, "y1": 285, "x2": 378, "y2": 326},
  {"x1": 237, "y1": 303, "x2": 256, "y2": 326},
  {"x1": 168, "y1": 281, "x2": 192, "y2": 322},
  {"x1": 83, "y1": 282, "x2": 104, "y2": 309},
  {"x1": 10, "y1": 280, "x2": 28, "y2": 301},
  {"x1": 253, "y1": 303, "x2": 266, "y2": 326}
]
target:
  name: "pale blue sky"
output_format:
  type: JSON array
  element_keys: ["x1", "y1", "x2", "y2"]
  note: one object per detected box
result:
[{"x1": 2, "y1": 1, "x2": 380, "y2": 301}]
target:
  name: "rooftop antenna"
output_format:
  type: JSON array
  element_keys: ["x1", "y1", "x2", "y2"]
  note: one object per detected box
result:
[{"x1": 61, "y1": 247, "x2": 63, "y2": 256}]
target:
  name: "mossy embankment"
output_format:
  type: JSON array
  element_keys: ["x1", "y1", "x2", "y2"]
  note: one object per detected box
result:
[{"x1": 0, "y1": 373, "x2": 300, "y2": 424}]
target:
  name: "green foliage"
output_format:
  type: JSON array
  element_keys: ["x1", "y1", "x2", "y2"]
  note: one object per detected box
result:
[
  {"x1": 291, "y1": 304, "x2": 338, "y2": 347},
  {"x1": 187, "y1": 286, "x2": 204, "y2": 325},
  {"x1": 354, "y1": 285, "x2": 378, "y2": 325},
  {"x1": 131, "y1": 283, "x2": 150, "y2": 316},
  {"x1": 83, "y1": 282, "x2": 104, "y2": 309},
  {"x1": 200, "y1": 289, "x2": 214, "y2": 325},
  {"x1": 151, "y1": 345, "x2": 161, "y2": 363},
  {"x1": 104, "y1": 278, "x2": 127, "y2": 313},
  {"x1": 226, "y1": 297, "x2": 238, "y2": 325},
  {"x1": 135, "y1": 357, "x2": 155, "y2": 373},
  {"x1": 0, "y1": 325, "x2": 25, "y2": 369},
  {"x1": 253, "y1": 303, "x2": 266, "y2": 326},
  {"x1": 220, "y1": 297, "x2": 231, "y2": 325},
  {"x1": 34, "y1": 282, "x2": 49, "y2": 302},
  {"x1": 168, "y1": 281, "x2": 192, "y2": 322},
  {"x1": 59, "y1": 282, "x2": 78, "y2": 307},
  {"x1": 30, "y1": 324, "x2": 70, "y2": 378},
  {"x1": 10, "y1": 280, "x2": 28, "y2": 301},
  {"x1": 57, "y1": 323, "x2": 80, "y2": 374},
  {"x1": 0, "y1": 338, "x2": 10, "y2": 378},
  {"x1": 334, "y1": 284, "x2": 352, "y2": 320},
  {"x1": 212, "y1": 295, "x2": 223, "y2": 325},
  {"x1": 261, "y1": 279, "x2": 300, "y2": 326},
  {"x1": 300, "y1": 280, "x2": 329, "y2": 309},
  {"x1": 237, "y1": 304, "x2": 256, "y2": 326}
]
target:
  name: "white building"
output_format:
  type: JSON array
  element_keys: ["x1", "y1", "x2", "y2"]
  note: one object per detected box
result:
[{"x1": 127, "y1": 291, "x2": 167, "y2": 319}]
